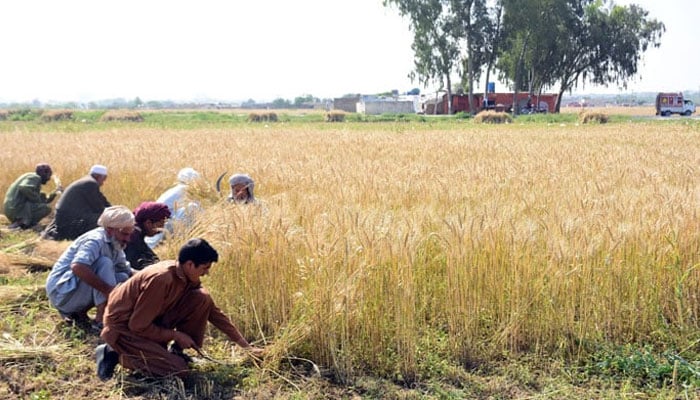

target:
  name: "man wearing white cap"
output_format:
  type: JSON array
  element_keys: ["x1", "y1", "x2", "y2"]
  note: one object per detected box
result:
[
  {"x1": 46, "y1": 205, "x2": 135, "y2": 331},
  {"x1": 145, "y1": 167, "x2": 201, "y2": 249},
  {"x1": 42, "y1": 164, "x2": 112, "y2": 241}
]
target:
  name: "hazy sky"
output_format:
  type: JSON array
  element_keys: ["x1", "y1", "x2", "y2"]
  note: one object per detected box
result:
[{"x1": 1, "y1": 0, "x2": 697, "y2": 103}]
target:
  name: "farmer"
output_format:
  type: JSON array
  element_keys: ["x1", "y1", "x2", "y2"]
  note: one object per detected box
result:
[
  {"x1": 125, "y1": 201, "x2": 171, "y2": 270},
  {"x1": 96, "y1": 238, "x2": 263, "y2": 379},
  {"x1": 42, "y1": 164, "x2": 111, "y2": 241},
  {"x1": 227, "y1": 173, "x2": 256, "y2": 204},
  {"x1": 145, "y1": 167, "x2": 201, "y2": 249},
  {"x1": 45, "y1": 206, "x2": 135, "y2": 331},
  {"x1": 3, "y1": 163, "x2": 61, "y2": 230}
]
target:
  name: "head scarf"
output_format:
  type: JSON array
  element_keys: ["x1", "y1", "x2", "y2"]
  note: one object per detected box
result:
[
  {"x1": 97, "y1": 205, "x2": 135, "y2": 229},
  {"x1": 133, "y1": 201, "x2": 171, "y2": 226},
  {"x1": 228, "y1": 173, "x2": 255, "y2": 203}
]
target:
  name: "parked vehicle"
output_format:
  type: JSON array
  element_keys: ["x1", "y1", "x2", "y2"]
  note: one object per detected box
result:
[{"x1": 655, "y1": 92, "x2": 696, "y2": 116}]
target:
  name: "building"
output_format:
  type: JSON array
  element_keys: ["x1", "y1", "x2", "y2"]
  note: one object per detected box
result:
[{"x1": 424, "y1": 92, "x2": 559, "y2": 114}]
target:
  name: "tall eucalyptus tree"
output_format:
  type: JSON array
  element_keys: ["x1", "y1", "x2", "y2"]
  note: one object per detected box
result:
[
  {"x1": 498, "y1": 0, "x2": 664, "y2": 112},
  {"x1": 385, "y1": 0, "x2": 461, "y2": 114}
]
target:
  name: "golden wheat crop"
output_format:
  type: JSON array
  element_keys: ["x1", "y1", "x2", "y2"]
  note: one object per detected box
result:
[{"x1": 1, "y1": 120, "x2": 699, "y2": 380}]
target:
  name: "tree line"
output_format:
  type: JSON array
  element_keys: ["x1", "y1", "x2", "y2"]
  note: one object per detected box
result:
[{"x1": 384, "y1": 0, "x2": 665, "y2": 113}]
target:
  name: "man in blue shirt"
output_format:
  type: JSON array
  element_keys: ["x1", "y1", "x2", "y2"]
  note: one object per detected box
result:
[{"x1": 46, "y1": 205, "x2": 135, "y2": 331}]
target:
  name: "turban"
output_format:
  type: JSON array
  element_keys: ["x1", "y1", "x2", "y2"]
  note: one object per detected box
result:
[
  {"x1": 90, "y1": 164, "x2": 108, "y2": 176},
  {"x1": 97, "y1": 205, "x2": 135, "y2": 229},
  {"x1": 133, "y1": 201, "x2": 171, "y2": 225},
  {"x1": 177, "y1": 167, "x2": 200, "y2": 184}
]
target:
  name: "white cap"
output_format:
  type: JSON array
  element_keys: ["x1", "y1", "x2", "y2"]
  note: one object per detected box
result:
[
  {"x1": 177, "y1": 167, "x2": 200, "y2": 184},
  {"x1": 89, "y1": 164, "x2": 108, "y2": 176}
]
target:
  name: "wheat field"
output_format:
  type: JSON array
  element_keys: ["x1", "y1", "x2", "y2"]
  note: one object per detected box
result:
[{"x1": 1, "y1": 119, "x2": 699, "y2": 382}]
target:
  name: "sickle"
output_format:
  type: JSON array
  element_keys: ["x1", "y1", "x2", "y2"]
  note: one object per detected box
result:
[{"x1": 215, "y1": 171, "x2": 228, "y2": 193}]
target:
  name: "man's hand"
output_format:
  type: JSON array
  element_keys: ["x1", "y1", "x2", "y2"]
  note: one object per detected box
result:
[
  {"x1": 243, "y1": 346, "x2": 265, "y2": 358},
  {"x1": 173, "y1": 331, "x2": 195, "y2": 350}
]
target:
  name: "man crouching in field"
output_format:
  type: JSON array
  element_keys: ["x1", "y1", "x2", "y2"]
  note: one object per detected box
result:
[
  {"x1": 45, "y1": 205, "x2": 135, "y2": 331},
  {"x1": 96, "y1": 238, "x2": 263, "y2": 380}
]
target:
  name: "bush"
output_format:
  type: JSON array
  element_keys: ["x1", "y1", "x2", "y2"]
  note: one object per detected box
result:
[
  {"x1": 5, "y1": 108, "x2": 41, "y2": 121},
  {"x1": 41, "y1": 110, "x2": 74, "y2": 122},
  {"x1": 325, "y1": 111, "x2": 346, "y2": 122},
  {"x1": 579, "y1": 111, "x2": 609, "y2": 124},
  {"x1": 247, "y1": 112, "x2": 278, "y2": 122},
  {"x1": 473, "y1": 110, "x2": 513, "y2": 124},
  {"x1": 0, "y1": 110, "x2": 8, "y2": 121}
]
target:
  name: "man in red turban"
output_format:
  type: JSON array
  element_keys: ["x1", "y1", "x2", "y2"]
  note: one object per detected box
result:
[{"x1": 125, "y1": 202, "x2": 171, "y2": 270}]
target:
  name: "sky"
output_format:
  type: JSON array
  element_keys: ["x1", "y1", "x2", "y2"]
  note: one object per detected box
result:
[{"x1": 0, "y1": 0, "x2": 698, "y2": 104}]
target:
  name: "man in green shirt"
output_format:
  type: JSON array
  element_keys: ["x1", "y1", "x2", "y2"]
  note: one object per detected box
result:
[{"x1": 3, "y1": 163, "x2": 61, "y2": 230}]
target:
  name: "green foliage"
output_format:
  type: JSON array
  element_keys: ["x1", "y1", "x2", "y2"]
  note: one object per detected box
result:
[
  {"x1": 515, "y1": 112, "x2": 578, "y2": 124},
  {"x1": 29, "y1": 390, "x2": 51, "y2": 400},
  {"x1": 454, "y1": 111, "x2": 472, "y2": 119},
  {"x1": 271, "y1": 98, "x2": 292, "y2": 109},
  {"x1": 6, "y1": 108, "x2": 42, "y2": 121},
  {"x1": 586, "y1": 344, "x2": 700, "y2": 388}
]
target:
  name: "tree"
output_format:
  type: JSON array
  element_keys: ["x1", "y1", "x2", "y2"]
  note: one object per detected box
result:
[
  {"x1": 131, "y1": 97, "x2": 143, "y2": 109},
  {"x1": 498, "y1": 0, "x2": 555, "y2": 114},
  {"x1": 498, "y1": 0, "x2": 664, "y2": 112},
  {"x1": 271, "y1": 98, "x2": 292, "y2": 109},
  {"x1": 479, "y1": 1, "x2": 505, "y2": 107},
  {"x1": 451, "y1": 0, "x2": 491, "y2": 114},
  {"x1": 385, "y1": 0, "x2": 461, "y2": 114},
  {"x1": 293, "y1": 94, "x2": 316, "y2": 108}
]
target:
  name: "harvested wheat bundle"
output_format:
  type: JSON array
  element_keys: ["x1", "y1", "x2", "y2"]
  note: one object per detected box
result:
[
  {"x1": 100, "y1": 110, "x2": 144, "y2": 122},
  {"x1": 473, "y1": 110, "x2": 513, "y2": 124},
  {"x1": 247, "y1": 111, "x2": 278, "y2": 122},
  {"x1": 0, "y1": 252, "x2": 54, "y2": 272},
  {"x1": 325, "y1": 111, "x2": 346, "y2": 122},
  {"x1": 579, "y1": 111, "x2": 609, "y2": 124},
  {"x1": 33, "y1": 238, "x2": 71, "y2": 260},
  {"x1": 0, "y1": 285, "x2": 38, "y2": 304},
  {"x1": 41, "y1": 110, "x2": 74, "y2": 122},
  {"x1": 0, "y1": 333, "x2": 67, "y2": 362}
]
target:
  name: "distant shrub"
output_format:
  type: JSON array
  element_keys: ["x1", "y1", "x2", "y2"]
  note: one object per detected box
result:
[
  {"x1": 454, "y1": 111, "x2": 472, "y2": 119},
  {"x1": 247, "y1": 112, "x2": 278, "y2": 122},
  {"x1": 325, "y1": 111, "x2": 346, "y2": 122},
  {"x1": 473, "y1": 110, "x2": 512, "y2": 124},
  {"x1": 41, "y1": 110, "x2": 74, "y2": 122},
  {"x1": 5, "y1": 108, "x2": 41, "y2": 121},
  {"x1": 0, "y1": 110, "x2": 8, "y2": 120},
  {"x1": 579, "y1": 111, "x2": 609, "y2": 124},
  {"x1": 100, "y1": 110, "x2": 144, "y2": 122}
]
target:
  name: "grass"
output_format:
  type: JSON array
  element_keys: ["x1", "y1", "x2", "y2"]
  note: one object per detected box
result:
[{"x1": 1, "y1": 110, "x2": 699, "y2": 398}]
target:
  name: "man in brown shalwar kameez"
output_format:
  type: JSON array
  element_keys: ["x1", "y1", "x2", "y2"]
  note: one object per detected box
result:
[{"x1": 96, "y1": 238, "x2": 262, "y2": 380}]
